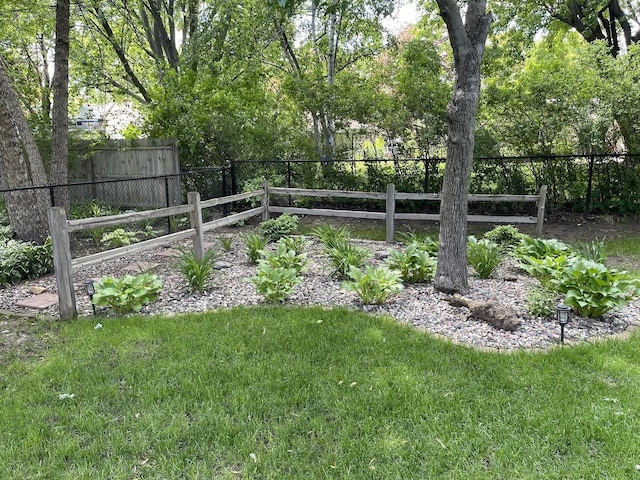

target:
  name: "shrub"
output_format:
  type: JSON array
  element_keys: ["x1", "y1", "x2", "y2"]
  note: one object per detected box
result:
[
  {"x1": 483, "y1": 225, "x2": 526, "y2": 249},
  {"x1": 326, "y1": 240, "x2": 370, "y2": 279},
  {"x1": 387, "y1": 241, "x2": 436, "y2": 283},
  {"x1": 551, "y1": 259, "x2": 640, "y2": 318},
  {"x1": 467, "y1": 236, "x2": 503, "y2": 279},
  {"x1": 258, "y1": 213, "x2": 299, "y2": 242},
  {"x1": 175, "y1": 248, "x2": 220, "y2": 293},
  {"x1": 526, "y1": 286, "x2": 557, "y2": 318},
  {"x1": 342, "y1": 265, "x2": 403, "y2": 305},
  {"x1": 249, "y1": 264, "x2": 302, "y2": 303},
  {"x1": 92, "y1": 272, "x2": 163, "y2": 314},
  {"x1": 0, "y1": 238, "x2": 53, "y2": 287},
  {"x1": 100, "y1": 228, "x2": 140, "y2": 248},
  {"x1": 243, "y1": 232, "x2": 268, "y2": 264}
]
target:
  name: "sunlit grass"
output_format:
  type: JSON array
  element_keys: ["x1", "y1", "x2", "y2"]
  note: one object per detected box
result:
[{"x1": 1, "y1": 307, "x2": 639, "y2": 478}]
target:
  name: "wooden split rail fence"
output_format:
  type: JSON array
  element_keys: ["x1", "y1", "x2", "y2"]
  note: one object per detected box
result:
[{"x1": 48, "y1": 183, "x2": 547, "y2": 319}]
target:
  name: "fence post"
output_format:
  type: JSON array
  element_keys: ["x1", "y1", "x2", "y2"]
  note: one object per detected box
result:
[
  {"x1": 47, "y1": 207, "x2": 76, "y2": 320},
  {"x1": 187, "y1": 192, "x2": 205, "y2": 261},
  {"x1": 262, "y1": 180, "x2": 270, "y2": 221},
  {"x1": 585, "y1": 155, "x2": 595, "y2": 220},
  {"x1": 535, "y1": 185, "x2": 548, "y2": 237},
  {"x1": 386, "y1": 183, "x2": 396, "y2": 243},
  {"x1": 165, "y1": 177, "x2": 173, "y2": 233}
]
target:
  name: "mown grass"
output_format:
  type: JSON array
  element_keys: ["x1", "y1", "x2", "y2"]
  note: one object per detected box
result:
[{"x1": 1, "y1": 306, "x2": 639, "y2": 478}]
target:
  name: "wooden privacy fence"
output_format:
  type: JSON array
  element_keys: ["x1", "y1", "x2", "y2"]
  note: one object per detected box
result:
[{"x1": 48, "y1": 182, "x2": 546, "y2": 319}]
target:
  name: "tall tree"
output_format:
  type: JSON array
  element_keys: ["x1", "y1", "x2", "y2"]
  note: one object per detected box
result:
[
  {"x1": 432, "y1": 0, "x2": 492, "y2": 294},
  {"x1": 50, "y1": 0, "x2": 71, "y2": 212},
  {"x1": 0, "y1": 57, "x2": 51, "y2": 243}
]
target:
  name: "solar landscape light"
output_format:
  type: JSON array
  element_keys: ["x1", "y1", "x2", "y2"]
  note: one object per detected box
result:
[
  {"x1": 83, "y1": 279, "x2": 96, "y2": 315},
  {"x1": 556, "y1": 303, "x2": 571, "y2": 344}
]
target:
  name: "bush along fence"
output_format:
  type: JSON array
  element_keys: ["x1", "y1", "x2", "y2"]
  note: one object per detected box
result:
[{"x1": 48, "y1": 182, "x2": 546, "y2": 319}]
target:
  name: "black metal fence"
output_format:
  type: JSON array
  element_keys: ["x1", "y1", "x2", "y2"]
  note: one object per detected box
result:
[{"x1": 2, "y1": 155, "x2": 639, "y2": 218}]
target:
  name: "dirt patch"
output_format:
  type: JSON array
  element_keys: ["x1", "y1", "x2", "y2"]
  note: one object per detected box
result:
[{"x1": 0, "y1": 314, "x2": 59, "y2": 367}]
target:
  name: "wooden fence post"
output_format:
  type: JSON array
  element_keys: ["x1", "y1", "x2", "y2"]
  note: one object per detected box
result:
[
  {"x1": 386, "y1": 183, "x2": 396, "y2": 243},
  {"x1": 47, "y1": 207, "x2": 76, "y2": 319},
  {"x1": 187, "y1": 191, "x2": 204, "y2": 261},
  {"x1": 535, "y1": 185, "x2": 548, "y2": 237},
  {"x1": 262, "y1": 180, "x2": 270, "y2": 221}
]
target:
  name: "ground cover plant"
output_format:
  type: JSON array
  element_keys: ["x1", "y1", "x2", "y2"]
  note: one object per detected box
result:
[{"x1": 1, "y1": 307, "x2": 639, "y2": 478}]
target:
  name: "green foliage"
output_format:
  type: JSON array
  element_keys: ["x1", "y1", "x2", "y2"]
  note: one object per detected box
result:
[
  {"x1": 551, "y1": 259, "x2": 640, "y2": 318},
  {"x1": 100, "y1": 228, "x2": 140, "y2": 248},
  {"x1": 397, "y1": 229, "x2": 439, "y2": 255},
  {"x1": 0, "y1": 225, "x2": 13, "y2": 241},
  {"x1": 514, "y1": 237, "x2": 572, "y2": 261},
  {"x1": 483, "y1": 225, "x2": 526, "y2": 249},
  {"x1": 276, "y1": 236, "x2": 309, "y2": 255},
  {"x1": 519, "y1": 255, "x2": 572, "y2": 290},
  {"x1": 249, "y1": 256, "x2": 303, "y2": 303},
  {"x1": 467, "y1": 236, "x2": 503, "y2": 279},
  {"x1": 92, "y1": 273, "x2": 163, "y2": 314},
  {"x1": 243, "y1": 232, "x2": 268, "y2": 264},
  {"x1": 574, "y1": 237, "x2": 607, "y2": 263},
  {"x1": 259, "y1": 243, "x2": 308, "y2": 274},
  {"x1": 326, "y1": 241, "x2": 370, "y2": 280},
  {"x1": 526, "y1": 286, "x2": 557, "y2": 318},
  {"x1": 312, "y1": 223, "x2": 353, "y2": 250},
  {"x1": 175, "y1": 248, "x2": 220, "y2": 293},
  {"x1": 219, "y1": 236, "x2": 233, "y2": 252},
  {"x1": 0, "y1": 238, "x2": 53, "y2": 287},
  {"x1": 342, "y1": 265, "x2": 403, "y2": 305},
  {"x1": 387, "y1": 241, "x2": 436, "y2": 283},
  {"x1": 258, "y1": 214, "x2": 299, "y2": 242}
]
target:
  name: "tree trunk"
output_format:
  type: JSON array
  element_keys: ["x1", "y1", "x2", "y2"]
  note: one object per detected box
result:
[
  {"x1": 0, "y1": 58, "x2": 51, "y2": 243},
  {"x1": 51, "y1": 0, "x2": 71, "y2": 212},
  {"x1": 433, "y1": 0, "x2": 492, "y2": 294}
]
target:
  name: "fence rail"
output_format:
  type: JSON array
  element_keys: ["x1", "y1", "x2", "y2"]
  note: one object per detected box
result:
[{"x1": 48, "y1": 182, "x2": 546, "y2": 319}]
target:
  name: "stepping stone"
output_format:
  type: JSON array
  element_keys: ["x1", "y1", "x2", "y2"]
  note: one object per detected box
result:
[
  {"x1": 15, "y1": 293, "x2": 59, "y2": 309},
  {"x1": 124, "y1": 262, "x2": 160, "y2": 273},
  {"x1": 156, "y1": 248, "x2": 181, "y2": 258}
]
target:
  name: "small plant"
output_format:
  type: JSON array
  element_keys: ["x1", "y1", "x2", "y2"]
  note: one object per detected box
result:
[
  {"x1": 526, "y1": 286, "x2": 557, "y2": 318},
  {"x1": 483, "y1": 225, "x2": 526, "y2": 249},
  {"x1": 249, "y1": 264, "x2": 302, "y2": 303},
  {"x1": 326, "y1": 240, "x2": 370, "y2": 279},
  {"x1": 551, "y1": 259, "x2": 640, "y2": 318},
  {"x1": 100, "y1": 228, "x2": 140, "y2": 248},
  {"x1": 243, "y1": 232, "x2": 268, "y2": 264},
  {"x1": 277, "y1": 236, "x2": 309, "y2": 255},
  {"x1": 387, "y1": 241, "x2": 436, "y2": 283},
  {"x1": 175, "y1": 248, "x2": 220, "y2": 293},
  {"x1": 258, "y1": 213, "x2": 299, "y2": 242},
  {"x1": 0, "y1": 225, "x2": 13, "y2": 241},
  {"x1": 0, "y1": 238, "x2": 53, "y2": 287},
  {"x1": 467, "y1": 236, "x2": 503, "y2": 279},
  {"x1": 519, "y1": 255, "x2": 572, "y2": 290},
  {"x1": 92, "y1": 272, "x2": 163, "y2": 314},
  {"x1": 260, "y1": 243, "x2": 308, "y2": 274},
  {"x1": 573, "y1": 237, "x2": 607, "y2": 263},
  {"x1": 342, "y1": 265, "x2": 404, "y2": 305},
  {"x1": 513, "y1": 237, "x2": 572, "y2": 261},
  {"x1": 220, "y1": 236, "x2": 233, "y2": 252},
  {"x1": 312, "y1": 223, "x2": 352, "y2": 250},
  {"x1": 397, "y1": 229, "x2": 439, "y2": 255}
]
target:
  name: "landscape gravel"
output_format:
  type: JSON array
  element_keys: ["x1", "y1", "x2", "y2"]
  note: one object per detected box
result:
[{"x1": 2, "y1": 232, "x2": 638, "y2": 351}]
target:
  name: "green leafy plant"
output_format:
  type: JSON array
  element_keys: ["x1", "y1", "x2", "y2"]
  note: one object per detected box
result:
[
  {"x1": 326, "y1": 240, "x2": 370, "y2": 279},
  {"x1": 467, "y1": 236, "x2": 503, "y2": 279},
  {"x1": 258, "y1": 213, "x2": 299, "y2": 242},
  {"x1": 483, "y1": 225, "x2": 527, "y2": 249},
  {"x1": 551, "y1": 259, "x2": 640, "y2": 318},
  {"x1": 243, "y1": 232, "x2": 268, "y2": 264},
  {"x1": 249, "y1": 264, "x2": 302, "y2": 303},
  {"x1": 259, "y1": 243, "x2": 308, "y2": 274},
  {"x1": 277, "y1": 236, "x2": 309, "y2": 255},
  {"x1": 574, "y1": 237, "x2": 607, "y2": 263},
  {"x1": 0, "y1": 238, "x2": 53, "y2": 287},
  {"x1": 0, "y1": 225, "x2": 13, "y2": 241},
  {"x1": 397, "y1": 229, "x2": 439, "y2": 255},
  {"x1": 175, "y1": 248, "x2": 220, "y2": 293},
  {"x1": 514, "y1": 237, "x2": 572, "y2": 262},
  {"x1": 100, "y1": 228, "x2": 140, "y2": 248},
  {"x1": 342, "y1": 265, "x2": 404, "y2": 305},
  {"x1": 220, "y1": 236, "x2": 233, "y2": 252},
  {"x1": 92, "y1": 272, "x2": 163, "y2": 314},
  {"x1": 387, "y1": 241, "x2": 436, "y2": 283},
  {"x1": 526, "y1": 286, "x2": 557, "y2": 318},
  {"x1": 519, "y1": 254, "x2": 572, "y2": 289},
  {"x1": 312, "y1": 223, "x2": 353, "y2": 250}
]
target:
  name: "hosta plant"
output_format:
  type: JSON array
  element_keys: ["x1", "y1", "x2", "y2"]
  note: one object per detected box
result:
[
  {"x1": 258, "y1": 213, "x2": 299, "y2": 242},
  {"x1": 175, "y1": 248, "x2": 220, "y2": 293},
  {"x1": 342, "y1": 265, "x2": 403, "y2": 305},
  {"x1": 513, "y1": 237, "x2": 572, "y2": 262},
  {"x1": 92, "y1": 272, "x2": 163, "y2": 314},
  {"x1": 551, "y1": 259, "x2": 640, "y2": 318},
  {"x1": 467, "y1": 236, "x2": 503, "y2": 279},
  {"x1": 397, "y1": 230, "x2": 439, "y2": 255},
  {"x1": 100, "y1": 228, "x2": 140, "y2": 248},
  {"x1": 277, "y1": 236, "x2": 309, "y2": 255},
  {"x1": 260, "y1": 243, "x2": 308, "y2": 273},
  {"x1": 0, "y1": 238, "x2": 53, "y2": 287},
  {"x1": 249, "y1": 264, "x2": 302, "y2": 303},
  {"x1": 519, "y1": 255, "x2": 573, "y2": 290},
  {"x1": 483, "y1": 225, "x2": 527, "y2": 249},
  {"x1": 387, "y1": 241, "x2": 436, "y2": 283}
]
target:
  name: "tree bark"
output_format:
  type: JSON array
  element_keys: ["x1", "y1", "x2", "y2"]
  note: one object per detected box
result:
[
  {"x1": 0, "y1": 57, "x2": 51, "y2": 243},
  {"x1": 51, "y1": 0, "x2": 71, "y2": 212},
  {"x1": 433, "y1": 0, "x2": 492, "y2": 294}
]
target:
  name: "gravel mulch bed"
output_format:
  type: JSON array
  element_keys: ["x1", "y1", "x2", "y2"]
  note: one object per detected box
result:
[{"x1": 2, "y1": 232, "x2": 639, "y2": 352}]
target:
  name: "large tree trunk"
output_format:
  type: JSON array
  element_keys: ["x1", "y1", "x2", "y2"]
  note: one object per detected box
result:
[
  {"x1": 51, "y1": 0, "x2": 71, "y2": 212},
  {"x1": 0, "y1": 58, "x2": 51, "y2": 243},
  {"x1": 433, "y1": 0, "x2": 492, "y2": 294}
]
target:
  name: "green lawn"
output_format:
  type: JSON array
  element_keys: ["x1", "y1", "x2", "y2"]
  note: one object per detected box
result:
[{"x1": 2, "y1": 307, "x2": 639, "y2": 478}]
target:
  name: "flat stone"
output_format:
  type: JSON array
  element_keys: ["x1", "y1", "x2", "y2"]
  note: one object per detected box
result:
[
  {"x1": 124, "y1": 262, "x2": 160, "y2": 273},
  {"x1": 374, "y1": 250, "x2": 390, "y2": 259},
  {"x1": 213, "y1": 261, "x2": 233, "y2": 270},
  {"x1": 28, "y1": 286, "x2": 48, "y2": 294},
  {"x1": 15, "y1": 293, "x2": 59, "y2": 309},
  {"x1": 156, "y1": 249, "x2": 181, "y2": 258}
]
